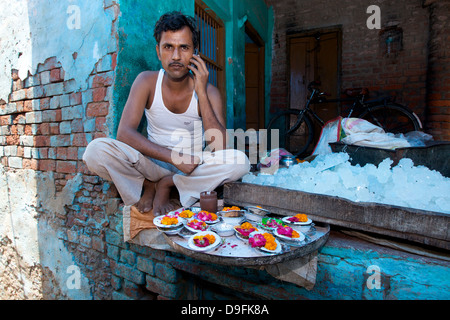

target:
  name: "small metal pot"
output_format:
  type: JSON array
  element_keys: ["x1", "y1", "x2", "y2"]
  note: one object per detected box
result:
[{"x1": 280, "y1": 155, "x2": 296, "y2": 168}]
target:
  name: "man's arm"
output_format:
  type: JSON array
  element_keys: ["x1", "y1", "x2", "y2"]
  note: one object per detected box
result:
[
  {"x1": 188, "y1": 54, "x2": 227, "y2": 151},
  {"x1": 116, "y1": 72, "x2": 199, "y2": 174}
]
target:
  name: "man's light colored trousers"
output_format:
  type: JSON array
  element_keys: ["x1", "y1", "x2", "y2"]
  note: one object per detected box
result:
[{"x1": 82, "y1": 138, "x2": 250, "y2": 207}]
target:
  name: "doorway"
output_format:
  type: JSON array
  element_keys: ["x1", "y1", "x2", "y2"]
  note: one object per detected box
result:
[
  {"x1": 288, "y1": 29, "x2": 341, "y2": 148},
  {"x1": 245, "y1": 23, "x2": 265, "y2": 130}
]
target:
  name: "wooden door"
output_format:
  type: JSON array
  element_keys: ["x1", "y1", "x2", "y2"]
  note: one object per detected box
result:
[
  {"x1": 289, "y1": 31, "x2": 340, "y2": 149},
  {"x1": 245, "y1": 25, "x2": 265, "y2": 130}
]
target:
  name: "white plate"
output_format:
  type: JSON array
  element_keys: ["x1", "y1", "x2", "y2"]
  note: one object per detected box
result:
[
  {"x1": 156, "y1": 225, "x2": 184, "y2": 235},
  {"x1": 274, "y1": 227, "x2": 305, "y2": 242},
  {"x1": 185, "y1": 219, "x2": 209, "y2": 233},
  {"x1": 188, "y1": 231, "x2": 221, "y2": 252},
  {"x1": 282, "y1": 216, "x2": 312, "y2": 225},
  {"x1": 153, "y1": 215, "x2": 183, "y2": 229},
  {"x1": 248, "y1": 232, "x2": 282, "y2": 255}
]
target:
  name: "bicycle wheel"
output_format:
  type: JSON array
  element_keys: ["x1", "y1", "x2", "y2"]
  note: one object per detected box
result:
[
  {"x1": 267, "y1": 109, "x2": 314, "y2": 157},
  {"x1": 360, "y1": 102, "x2": 422, "y2": 134}
]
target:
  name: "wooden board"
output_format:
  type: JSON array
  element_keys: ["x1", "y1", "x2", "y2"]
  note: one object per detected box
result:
[
  {"x1": 163, "y1": 223, "x2": 330, "y2": 266},
  {"x1": 224, "y1": 182, "x2": 450, "y2": 250}
]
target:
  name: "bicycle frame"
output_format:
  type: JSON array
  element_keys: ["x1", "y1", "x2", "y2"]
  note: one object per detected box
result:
[
  {"x1": 289, "y1": 88, "x2": 357, "y2": 132},
  {"x1": 299, "y1": 88, "x2": 387, "y2": 126},
  {"x1": 269, "y1": 81, "x2": 422, "y2": 157}
]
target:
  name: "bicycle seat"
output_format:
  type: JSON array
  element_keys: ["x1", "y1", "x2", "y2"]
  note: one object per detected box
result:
[{"x1": 343, "y1": 87, "x2": 368, "y2": 97}]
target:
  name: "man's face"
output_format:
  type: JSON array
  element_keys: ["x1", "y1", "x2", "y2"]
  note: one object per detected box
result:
[{"x1": 156, "y1": 26, "x2": 195, "y2": 79}]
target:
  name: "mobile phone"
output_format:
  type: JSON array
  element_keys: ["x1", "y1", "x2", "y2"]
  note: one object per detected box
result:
[{"x1": 190, "y1": 48, "x2": 199, "y2": 70}]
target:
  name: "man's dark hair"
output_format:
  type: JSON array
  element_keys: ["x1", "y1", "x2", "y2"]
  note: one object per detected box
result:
[{"x1": 154, "y1": 11, "x2": 200, "y2": 49}]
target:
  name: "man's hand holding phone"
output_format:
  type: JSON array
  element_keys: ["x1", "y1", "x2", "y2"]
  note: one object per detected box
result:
[{"x1": 188, "y1": 49, "x2": 209, "y2": 96}]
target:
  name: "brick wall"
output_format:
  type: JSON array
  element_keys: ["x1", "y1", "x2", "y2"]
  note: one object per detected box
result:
[
  {"x1": 0, "y1": 51, "x2": 119, "y2": 298},
  {"x1": 266, "y1": 0, "x2": 449, "y2": 139},
  {"x1": 425, "y1": 0, "x2": 450, "y2": 141},
  {"x1": 0, "y1": 55, "x2": 115, "y2": 183}
]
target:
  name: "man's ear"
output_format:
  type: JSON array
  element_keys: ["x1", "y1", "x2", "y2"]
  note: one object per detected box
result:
[{"x1": 156, "y1": 44, "x2": 161, "y2": 60}]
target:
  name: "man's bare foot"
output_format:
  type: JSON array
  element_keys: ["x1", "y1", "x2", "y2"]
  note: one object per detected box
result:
[
  {"x1": 134, "y1": 179, "x2": 156, "y2": 213},
  {"x1": 152, "y1": 175, "x2": 176, "y2": 216}
]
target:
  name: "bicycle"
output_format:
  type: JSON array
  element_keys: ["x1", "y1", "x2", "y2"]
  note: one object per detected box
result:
[{"x1": 266, "y1": 81, "x2": 422, "y2": 157}]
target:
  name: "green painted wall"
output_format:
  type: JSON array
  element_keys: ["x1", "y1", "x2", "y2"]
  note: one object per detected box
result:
[{"x1": 112, "y1": 0, "x2": 273, "y2": 135}]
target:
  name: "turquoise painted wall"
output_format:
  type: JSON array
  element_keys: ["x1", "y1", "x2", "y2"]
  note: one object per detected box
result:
[
  {"x1": 305, "y1": 242, "x2": 450, "y2": 300},
  {"x1": 112, "y1": 0, "x2": 273, "y2": 135}
]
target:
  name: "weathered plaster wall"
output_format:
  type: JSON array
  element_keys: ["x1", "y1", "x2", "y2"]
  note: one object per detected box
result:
[
  {"x1": 0, "y1": 0, "x2": 119, "y2": 299},
  {"x1": 0, "y1": 0, "x2": 116, "y2": 102},
  {"x1": 0, "y1": 165, "x2": 92, "y2": 299}
]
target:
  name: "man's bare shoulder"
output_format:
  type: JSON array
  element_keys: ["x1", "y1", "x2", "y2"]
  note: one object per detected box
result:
[
  {"x1": 135, "y1": 70, "x2": 159, "y2": 85},
  {"x1": 206, "y1": 82, "x2": 220, "y2": 98}
]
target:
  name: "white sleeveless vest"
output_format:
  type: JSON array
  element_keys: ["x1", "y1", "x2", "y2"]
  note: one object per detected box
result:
[{"x1": 145, "y1": 69, "x2": 204, "y2": 155}]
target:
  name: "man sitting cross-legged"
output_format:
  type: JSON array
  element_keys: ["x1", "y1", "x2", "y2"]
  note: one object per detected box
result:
[{"x1": 83, "y1": 11, "x2": 250, "y2": 216}]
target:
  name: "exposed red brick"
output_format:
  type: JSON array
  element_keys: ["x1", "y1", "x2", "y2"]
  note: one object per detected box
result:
[
  {"x1": 56, "y1": 147, "x2": 67, "y2": 160},
  {"x1": 111, "y1": 52, "x2": 117, "y2": 70},
  {"x1": 95, "y1": 117, "x2": 107, "y2": 131},
  {"x1": 72, "y1": 133, "x2": 87, "y2": 147},
  {"x1": 24, "y1": 125, "x2": 33, "y2": 135},
  {"x1": 66, "y1": 147, "x2": 78, "y2": 160},
  {"x1": 92, "y1": 73, "x2": 114, "y2": 88},
  {"x1": 40, "y1": 97, "x2": 51, "y2": 110},
  {"x1": 23, "y1": 159, "x2": 39, "y2": 170},
  {"x1": 34, "y1": 135, "x2": 50, "y2": 147},
  {"x1": 49, "y1": 123, "x2": 60, "y2": 135},
  {"x1": 16, "y1": 146, "x2": 24, "y2": 157},
  {"x1": 15, "y1": 101, "x2": 24, "y2": 112},
  {"x1": 86, "y1": 102, "x2": 109, "y2": 117},
  {"x1": 0, "y1": 115, "x2": 12, "y2": 126},
  {"x1": 39, "y1": 159, "x2": 56, "y2": 171},
  {"x1": 11, "y1": 69, "x2": 19, "y2": 81},
  {"x1": 56, "y1": 160, "x2": 77, "y2": 174},
  {"x1": 70, "y1": 92, "x2": 82, "y2": 105},
  {"x1": 92, "y1": 87, "x2": 107, "y2": 102},
  {"x1": 71, "y1": 119, "x2": 84, "y2": 133},
  {"x1": 93, "y1": 132, "x2": 107, "y2": 139},
  {"x1": 428, "y1": 100, "x2": 450, "y2": 107},
  {"x1": 39, "y1": 123, "x2": 50, "y2": 135},
  {"x1": 23, "y1": 100, "x2": 33, "y2": 112},
  {"x1": 50, "y1": 68, "x2": 64, "y2": 83},
  {"x1": 6, "y1": 135, "x2": 19, "y2": 145}
]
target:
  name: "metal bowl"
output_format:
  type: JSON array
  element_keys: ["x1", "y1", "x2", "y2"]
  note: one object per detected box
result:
[
  {"x1": 245, "y1": 206, "x2": 270, "y2": 217},
  {"x1": 280, "y1": 155, "x2": 296, "y2": 168},
  {"x1": 217, "y1": 210, "x2": 245, "y2": 224},
  {"x1": 211, "y1": 222, "x2": 235, "y2": 237},
  {"x1": 217, "y1": 210, "x2": 245, "y2": 218}
]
